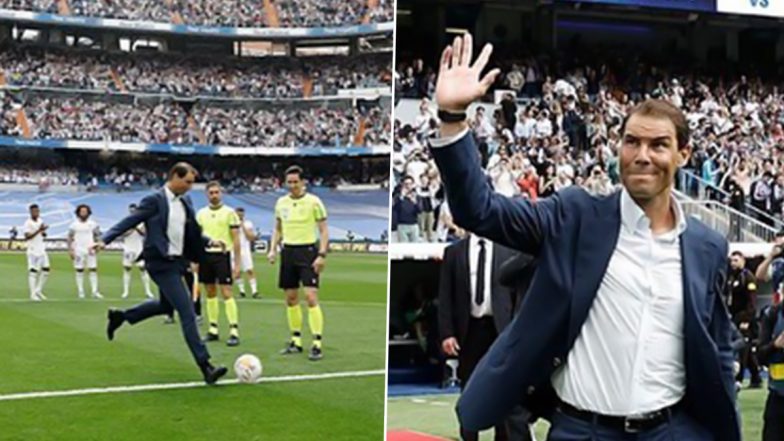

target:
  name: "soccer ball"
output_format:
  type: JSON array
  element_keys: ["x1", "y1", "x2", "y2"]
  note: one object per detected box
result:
[{"x1": 234, "y1": 354, "x2": 262, "y2": 384}]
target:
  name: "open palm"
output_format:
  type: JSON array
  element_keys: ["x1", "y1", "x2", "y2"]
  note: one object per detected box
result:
[{"x1": 435, "y1": 33, "x2": 501, "y2": 112}]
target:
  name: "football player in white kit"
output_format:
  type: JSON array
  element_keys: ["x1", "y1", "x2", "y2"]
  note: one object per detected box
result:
[
  {"x1": 23, "y1": 204, "x2": 50, "y2": 301},
  {"x1": 234, "y1": 207, "x2": 259, "y2": 298},
  {"x1": 121, "y1": 204, "x2": 154, "y2": 299},
  {"x1": 68, "y1": 204, "x2": 102, "y2": 299}
]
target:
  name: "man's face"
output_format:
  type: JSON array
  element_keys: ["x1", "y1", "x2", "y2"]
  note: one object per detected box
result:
[
  {"x1": 237, "y1": 210, "x2": 245, "y2": 221},
  {"x1": 403, "y1": 178, "x2": 414, "y2": 193},
  {"x1": 77, "y1": 207, "x2": 90, "y2": 221},
  {"x1": 286, "y1": 173, "x2": 304, "y2": 196},
  {"x1": 30, "y1": 207, "x2": 39, "y2": 219},
  {"x1": 620, "y1": 114, "x2": 688, "y2": 202},
  {"x1": 170, "y1": 171, "x2": 196, "y2": 195},
  {"x1": 730, "y1": 254, "x2": 745, "y2": 270},
  {"x1": 128, "y1": 206, "x2": 136, "y2": 215},
  {"x1": 207, "y1": 186, "x2": 222, "y2": 205}
]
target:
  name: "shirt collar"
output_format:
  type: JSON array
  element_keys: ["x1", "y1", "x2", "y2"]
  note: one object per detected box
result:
[
  {"x1": 620, "y1": 187, "x2": 687, "y2": 240},
  {"x1": 164, "y1": 186, "x2": 181, "y2": 202},
  {"x1": 470, "y1": 234, "x2": 491, "y2": 249}
]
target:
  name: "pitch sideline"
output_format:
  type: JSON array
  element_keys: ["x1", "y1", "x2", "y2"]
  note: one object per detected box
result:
[{"x1": 0, "y1": 369, "x2": 385, "y2": 402}]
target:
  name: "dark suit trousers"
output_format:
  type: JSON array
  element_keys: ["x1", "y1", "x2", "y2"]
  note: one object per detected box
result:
[
  {"x1": 124, "y1": 258, "x2": 209, "y2": 366},
  {"x1": 547, "y1": 407, "x2": 712, "y2": 441},
  {"x1": 459, "y1": 317, "x2": 508, "y2": 441}
]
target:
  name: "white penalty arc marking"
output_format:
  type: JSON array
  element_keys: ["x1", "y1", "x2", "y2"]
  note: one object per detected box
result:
[{"x1": 0, "y1": 369, "x2": 385, "y2": 402}]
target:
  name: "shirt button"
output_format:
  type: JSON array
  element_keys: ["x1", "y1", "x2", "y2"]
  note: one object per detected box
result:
[{"x1": 526, "y1": 386, "x2": 536, "y2": 395}]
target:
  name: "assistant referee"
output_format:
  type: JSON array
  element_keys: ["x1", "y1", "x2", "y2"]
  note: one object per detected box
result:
[
  {"x1": 268, "y1": 165, "x2": 329, "y2": 361},
  {"x1": 197, "y1": 181, "x2": 242, "y2": 347}
]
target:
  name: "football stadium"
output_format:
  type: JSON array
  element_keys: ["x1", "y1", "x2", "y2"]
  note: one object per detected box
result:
[
  {"x1": 0, "y1": 1, "x2": 392, "y2": 439},
  {"x1": 389, "y1": 0, "x2": 784, "y2": 440}
]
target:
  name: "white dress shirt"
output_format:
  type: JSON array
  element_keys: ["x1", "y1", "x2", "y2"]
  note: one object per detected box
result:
[
  {"x1": 164, "y1": 186, "x2": 186, "y2": 257},
  {"x1": 469, "y1": 235, "x2": 494, "y2": 318},
  {"x1": 551, "y1": 188, "x2": 688, "y2": 415}
]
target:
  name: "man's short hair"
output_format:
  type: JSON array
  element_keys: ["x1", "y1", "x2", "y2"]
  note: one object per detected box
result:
[
  {"x1": 285, "y1": 165, "x2": 304, "y2": 178},
  {"x1": 236, "y1": 207, "x2": 245, "y2": 212},
  {"x1": 29, "y1": 204, "x2": 39, "y2": 210},
  {"x1": 168, "y1": 162, "x2": 197, "y2": 180},
  {"x1": 206, "y1": 181, "x2": 221, "y2": 190},
  {"x1": 730, "y1": 251, "x2": 744, "y2": 258},
  {"x1": 620, "y1": 99, "x2": 690, "y2": 149},
  {"x1": 129, "y1": 203, "x2": 137, "y2": 209},
  {"x1": 776, "y1": 228, "x2": 784, "y2": 238}
]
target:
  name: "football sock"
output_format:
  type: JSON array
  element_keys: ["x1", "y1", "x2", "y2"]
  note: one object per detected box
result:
[
  {"x1": 308, "y1": 305, "x2": 324, "y2": 349},
  {"x1": 207, "y1": 296, "x2": 219, "y2": 335},
  {"x1": 225, "y1": 297, "x2": 239, "y2": 336},
  {"x1": 287, "y1": 305, "x2": 303, "y2": 347}
]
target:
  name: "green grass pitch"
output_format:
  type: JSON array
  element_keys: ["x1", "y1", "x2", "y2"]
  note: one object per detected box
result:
[
  {"x1": 0, "y1": 252, "x2": 388, "y2": 441},
  {"x1": 387, "y1": 386, "x2": 770, "y2": 440}
]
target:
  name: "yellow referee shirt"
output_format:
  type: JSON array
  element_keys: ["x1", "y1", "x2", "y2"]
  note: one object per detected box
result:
[
  {"x1": 197, "y1": 205, "x2": 240, "y2": 253},
  {"x1": 275, "y1": 193, "x2": 327, "y2": 245}
]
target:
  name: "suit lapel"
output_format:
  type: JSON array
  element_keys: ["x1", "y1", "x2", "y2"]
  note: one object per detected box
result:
[
  {"x1": 568, "y1": 192, "x2": 622, "y2": 345},
  {"x1": 158, "y1": 189, "x2": 169, "y2": 232},
  {"x1": 680, "y1": 221, "x2": 712, "y2": 327}
]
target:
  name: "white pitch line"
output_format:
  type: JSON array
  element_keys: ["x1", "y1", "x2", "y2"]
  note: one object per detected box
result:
[
  {"x1": 0, "y1": 298, "x2": 384, "y2": 307},
  {"x1": 0, "y1": 369, "x2": 385, "y2": 402}
]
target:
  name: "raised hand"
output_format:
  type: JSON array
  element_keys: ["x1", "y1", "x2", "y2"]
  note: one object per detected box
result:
[{"x1": 435, "y1": 33, "x2": 501, "y2": 113}]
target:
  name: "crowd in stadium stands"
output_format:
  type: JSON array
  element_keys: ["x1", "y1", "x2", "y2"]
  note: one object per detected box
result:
[
  {"x1": 0, "y1": 0, "x2": 394, "y2": 27},
  {"x1": 0, "y1": 165, "x2": 79, "y2": 186},
  {"x1": 0, "y1": 152, "x2": 390, "y2": 190},
  {"x1": 392, "y1": 54, "x2": 784, "y2": 241},
  {"x1": 0, "y1": 93, "x2": 391, "y2": 148},
  {"x1": 0, "y1": 49, "x2": 392, "y2": 98}
]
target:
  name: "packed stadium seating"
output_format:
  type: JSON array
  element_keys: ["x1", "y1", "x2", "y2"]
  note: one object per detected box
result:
[
  {"x1": 0, "y1": 49, "x2": 392, "y2": 98},
  {"x1": 0, "y1": 0, "x2": 394, "y2": 27}
]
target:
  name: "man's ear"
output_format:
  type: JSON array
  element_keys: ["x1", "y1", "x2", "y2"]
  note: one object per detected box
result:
[{"x1": 678, "y1": 144, "x2": 692, "y2": 167}]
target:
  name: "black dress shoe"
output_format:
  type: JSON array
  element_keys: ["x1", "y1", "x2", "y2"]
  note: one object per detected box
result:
[
  {"x1": 107, "y1": 309, "x2": 125, "y2": 341},
  {"x1": 200, "y1": 363, "x2": 228, "y2": 385}
]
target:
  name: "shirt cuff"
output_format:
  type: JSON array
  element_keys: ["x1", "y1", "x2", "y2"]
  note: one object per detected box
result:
[{"x1": 429, "y1": 128, "x2": 470, "y2": 149}]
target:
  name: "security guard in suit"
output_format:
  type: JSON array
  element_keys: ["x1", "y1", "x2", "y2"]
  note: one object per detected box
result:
[{"x1": 726, "y1": 251, "x2": 761, "y2": 388}]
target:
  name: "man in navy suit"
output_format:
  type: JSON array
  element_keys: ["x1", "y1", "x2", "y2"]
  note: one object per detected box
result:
[
  {"x1": 93, "y1": 162, "x2": 228, "y2": 384},
  {"x1": 429, "y1": 33, "x2": 738, "y2": 441}
]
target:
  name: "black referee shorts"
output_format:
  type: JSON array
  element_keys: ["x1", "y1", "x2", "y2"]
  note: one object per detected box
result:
[
  {"x1": 199, "y1": 252, "x2": 233, "y2": 285},
  {"x1": 279, "y1": 244, "x2": 319, "y2": 290}
]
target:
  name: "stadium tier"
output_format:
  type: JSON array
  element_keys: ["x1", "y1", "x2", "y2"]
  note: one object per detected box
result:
[
  {"x1": 0, "y1": 49, "x2": 391, "y2": 98},
  {"x1": 0, "y1": 187, "x2": 389, "y2": 241},
  {"x1": 0, "y1": 0, "x2": 394, "y2": 28}
]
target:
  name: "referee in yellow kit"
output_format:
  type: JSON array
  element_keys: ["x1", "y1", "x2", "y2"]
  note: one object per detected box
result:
[
  {"x1": 268, "y1": 165, "x2": 329, "y2": 361},
  {"x1": 197, "y1": 181, "x2": 242, "y2": 347}
]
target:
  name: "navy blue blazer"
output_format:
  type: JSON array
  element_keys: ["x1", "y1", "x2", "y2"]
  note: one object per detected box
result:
[
  {"x1": 101, "y1": 188, "x2": 210, "y2": 265},
  {"x1": 431, "y1": 133, "x2": 739, "y2": 441}
]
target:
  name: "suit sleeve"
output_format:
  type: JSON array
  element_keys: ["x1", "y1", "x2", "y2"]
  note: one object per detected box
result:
[
  {"x1": 438, "y1": 246, "x2": 456, "y2": 343},
  {"x1": 430, "y1": 132, "x2": 565, "y2": 255},
  {"x1": 102, "y1": 194, "x2": 157, "y2": 245}
]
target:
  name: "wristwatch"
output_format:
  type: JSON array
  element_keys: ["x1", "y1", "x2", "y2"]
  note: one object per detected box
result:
[
  {"x1": 437, "y1": 109, "x2": 467, "y2": 123},
  {"x1": 318, "y1": 252, "x2": 328, "y2": 258}
]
